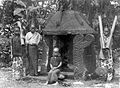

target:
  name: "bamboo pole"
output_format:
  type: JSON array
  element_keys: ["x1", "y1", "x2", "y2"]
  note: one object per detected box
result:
[
  {"x1": 106, "y1": 16, "x2": 117, "y2": 48},
  {"x1": 43, "y1": 39, "x2": 49, "y2": 68},
  {"x1": 98, "y1": 16, "x2": 105, "y2": 48},
  {"x1": 10, "y1": 36, "x2": 13, "y2": 59}
]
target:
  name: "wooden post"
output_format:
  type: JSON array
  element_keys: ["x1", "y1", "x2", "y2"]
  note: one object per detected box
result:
[
  {"x1": 106, "y1": 16, "x2": 117, "y2": 48},
  {"x1": 10, "y1": 35, "x2": 13, "y2": 59},
  {"x1": 98, "y1": 16, "x2": 105, "y2": 48},
  {"x1": 43, "y1": 39, "x2": 49, "y2": 68}
]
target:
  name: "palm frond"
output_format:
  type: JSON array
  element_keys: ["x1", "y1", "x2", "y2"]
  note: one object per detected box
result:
[
  {"x1": 14, "y1": 8, "x2": 25, "y2": 16},
  {"x1": 14, "y1": 0, "x2": 26, "y2": 8}
]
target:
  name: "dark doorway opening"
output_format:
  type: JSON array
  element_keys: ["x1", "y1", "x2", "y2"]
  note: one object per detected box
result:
[{"x1": 57, "y1": 34, "x2": 74, "y2": 71}]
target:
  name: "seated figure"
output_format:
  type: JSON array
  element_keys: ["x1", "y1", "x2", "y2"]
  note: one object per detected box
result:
[{"x1": 46, "y1": 47, "x2": 63, "y2": 85}]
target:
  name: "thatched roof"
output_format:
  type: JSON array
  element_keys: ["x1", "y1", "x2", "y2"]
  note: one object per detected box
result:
[{"x1": 43, "y1": 10, "x2": 95, "y2": 35}]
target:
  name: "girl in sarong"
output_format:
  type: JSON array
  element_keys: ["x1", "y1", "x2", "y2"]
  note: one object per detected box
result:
[
  {"x1": 11, "y1": 26, "x2": 23, "y2": 80},
  {"x1": 99, "y1": 25, "x2": 114, "y2": 81}
]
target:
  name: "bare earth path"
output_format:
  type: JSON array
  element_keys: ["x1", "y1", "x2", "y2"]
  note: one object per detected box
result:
[{"x1": 0, "y1": 67, "x2": 119, "y2": 88}]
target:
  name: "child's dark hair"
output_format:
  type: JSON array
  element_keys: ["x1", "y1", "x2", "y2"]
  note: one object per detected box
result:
[{"x1": 103, "y1": 25, "x2": 110, "y2": 31}]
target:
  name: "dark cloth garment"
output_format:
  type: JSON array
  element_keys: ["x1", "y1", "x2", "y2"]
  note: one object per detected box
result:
[
  {"x1": 28, "y1": 45, "x2": 38, "y2": 75},
  {"x1": 21, "y1": 45, "x2": 28, "y2": 68},
  {"x1": 50, "y1": 56, "x2": 62, "y2": 67},
  {"x1": 12, "y1": 35, "x2": 22, "y2": 57},
  {"x1": 47, "y1": 56, "x2": 62, "y2": 84},
  {"x1": 48, "y1": 68, "x2": 60, "y2": 84},
  {"x1": 21, "y1": 45, "x2": 26, "y2": 57}
]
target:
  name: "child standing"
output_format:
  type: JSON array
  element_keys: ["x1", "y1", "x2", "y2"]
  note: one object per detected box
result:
[
  {"x1": 11, "y1": 26, "x2": 23, "y2": 80},
  {"x1": 98, "y1": 25, "x2": 114, "y2": 81}
]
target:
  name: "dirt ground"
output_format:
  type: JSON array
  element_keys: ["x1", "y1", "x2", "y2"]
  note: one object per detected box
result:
[{"x1": 0, "y1": 67, "x2": 119, "y2": 88}]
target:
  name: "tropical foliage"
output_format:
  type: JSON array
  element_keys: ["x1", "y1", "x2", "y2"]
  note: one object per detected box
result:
[
  {"x1": 0, "y1": 0, "x2": 119, "y2": 34},
  {"x1": 0, "y1": 0, "x2": 120, "y2": 67}
]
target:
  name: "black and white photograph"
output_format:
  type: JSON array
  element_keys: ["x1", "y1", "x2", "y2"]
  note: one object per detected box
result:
[{"x1": 0, "y1": 0, "x2": 119, "y2": 88}]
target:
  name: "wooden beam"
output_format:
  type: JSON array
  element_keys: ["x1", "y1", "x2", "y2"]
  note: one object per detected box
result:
[
  {"x1": 98, "y1": 16, "x2": 105, "y2": 48},
  {"x1": 106, "y1": 16, "x2": 117, "y2": 48}
]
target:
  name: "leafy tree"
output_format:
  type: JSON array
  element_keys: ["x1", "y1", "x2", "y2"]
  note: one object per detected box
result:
[
  {"x1": 1, "y1": 0, "x2": 120, "y2": 31},
  {"x1": 2, "y1": 0, "x2": 14, "y2": 25},
  {"x1": 0, "y1": 6, "x2": 3, "y2": 23},
  {"x1": 2, "y1": 0, "x2": 26, "y2": 25}
]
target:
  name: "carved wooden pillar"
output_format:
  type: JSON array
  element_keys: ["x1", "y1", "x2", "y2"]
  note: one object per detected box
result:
[
  {"x1": 73, "y1": 34, "x2": 95, "y2": 80},
  {"x1": 41, "y1": 35, "x2": 53, "y2": 73},
  {"x1": 53, "y1": 36, "x2": 57, "y2": 48},
  {"x1": 73, "y1": 35, "x2": 85, "y2": 80}
]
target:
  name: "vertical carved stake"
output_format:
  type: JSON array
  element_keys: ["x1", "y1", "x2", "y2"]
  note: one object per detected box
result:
[
  {"x1": 107, "y1": 16, "x2": 117, "y2": 48},
  {"x1": 98, "y1": 16, "x2": 105, "y2": 48}
]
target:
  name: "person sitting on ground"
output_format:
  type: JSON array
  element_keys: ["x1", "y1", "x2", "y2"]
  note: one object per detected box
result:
[{"x1": 46, "y1": 47, "x2": 63, "y2": 85}]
